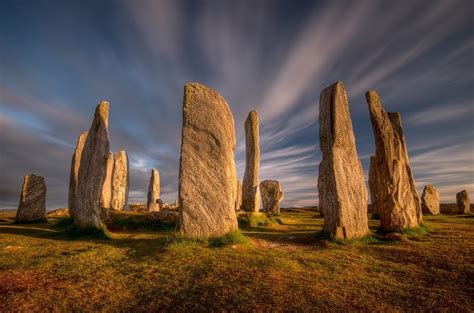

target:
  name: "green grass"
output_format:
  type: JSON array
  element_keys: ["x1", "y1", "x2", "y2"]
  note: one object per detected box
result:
[
  {"x1": 238, "y1": 212, "x2": 273, "y2": 227},
  {"x1": 1, "y1": 209, "x2": 473, "y2": 311}
]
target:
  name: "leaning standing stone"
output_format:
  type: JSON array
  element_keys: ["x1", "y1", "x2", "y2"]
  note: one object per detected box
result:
[
  {"x1": 456, "y1": 190, "x2": 470, "y2": 214},
  {"x1": 178, "y1": 83, "x2": 238, "y2": 238},
  {"x1": 421, "y1": 184, "x2": 440, "y2": 215},
  {"x1": 67, "y1": 131, "x2": 88, "y2": 219},
  {"x1": 147, "y1": 168, "x2": 160, "y2": 212},
  {"x1": 318, "y1": 82, "x2": 369, "y2": 239},
  {"x1": 111, "y1": 150, "x2": 129, "y2": 211},
  {"x1": 367, "y1": 91, "x2": 422, "y2": 231},
  {"x1": 74, "y1": 101, "x2": 111, "y2": 229},
  {"x1": 260, "y1": 180, "x2": 284, "y2": 215},
  {"x1": 242, "y1": 110, "x2": 260, "y2": 212},
  {"x1": 15, "y1": 174, "x2": 47, "y2": 222}
]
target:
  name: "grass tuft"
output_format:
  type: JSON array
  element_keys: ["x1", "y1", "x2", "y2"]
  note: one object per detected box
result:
[
  {"x1": 398, "y1": 223, "x2": 433, "y2": 239},
  {"x1": 238, "y1": 212, "x2": 273, "y2": 227},
  {"x1": 166, "y1": 230, "x2": 250, "y2": 248}
]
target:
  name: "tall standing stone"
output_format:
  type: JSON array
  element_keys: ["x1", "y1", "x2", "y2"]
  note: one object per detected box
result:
[
  {"x1": 367, "y1": 91, "x2": 422, "y2": 231},
  {"x1": 178, "y1": 83, "x2": 238, "y2": 238},
  {"x1": 15, "y1": 174, "x2": 47, "y2": 222},
  {"x1": 235, "y1": 179, "x2": 242, "y2": 211},
  {"x1": 100, "y1": 152, "x2": 114, "y2": 219},
  {"x1": 147, "y1": 168, "x2": 160, "y2": 212},
  {"x1": 260, "y1": 180, "x2": 284, "y2": 215},
  {"x1": 111, "y1": 150, "x2": 129, "y2": 211},
  {"x1": 456, "y1": 190, "x2": 470, "y2": 214},
  {"x1": 74, "y1": 101, "x2": 110, "y2": 229},
  {"x1": 421, "y1": 184, "x2": 440, "y2": 215},
  {"x1": 68, "y1": 131, "x2": 88, "y2": 219},
  {"x1": 318, "y1": 82, "x2": 369, "y2": 239},
  {"x1": 242, "y1": 110, "x2": 260, "y2": 212}
]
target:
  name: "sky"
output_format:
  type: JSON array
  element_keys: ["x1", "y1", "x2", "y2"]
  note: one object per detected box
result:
[{"x1": 0, "y1": 0, "x2": 473, "y2": 209}]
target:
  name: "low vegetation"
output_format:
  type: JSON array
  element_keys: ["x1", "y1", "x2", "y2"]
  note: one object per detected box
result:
[{"x1": 1, "y1": 209, "x2": 473, "y2": 311}]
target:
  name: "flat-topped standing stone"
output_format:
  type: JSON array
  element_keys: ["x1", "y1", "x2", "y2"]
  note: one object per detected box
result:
[
  {"x1": 318, "y1": 82, "x2": 369, "y2": 239},
  {"x1": 178, "y1": 83, "x2": 238, "y2": 238},
  {"x1": 456, "y1": 190, "x2": 470, "y2": 214},
  {"x1": 75, "y1": 101, "x2": 111, "y2": 229},
  {"x1": 147, "y1": 168, "x2": 160, "y2": 212},
  {"x1": 111, "y1": 150, "x2": 129, "y2": 211},
  {"x1": 68, "y1": 131, "x2": 88, "y2": 219},
  {"x1": 100, "y1": 152, "x2": 114, "y2": 220},
  {"x1": 367, "y1": 91, "x2": 422, "y2": 231},
  {"x1": 421, "y1": 184, "x2": 440, "y2": 215},
  {"x1": 235, "y1": 179, "x2": 242, "y2": 211},
  {"x1": 242, "y1": 110, "x2": 260, "y2": 212},
  {"x1": 260, "y1": 180, "x2": 284, "y2": 215},
  {"x1": 15, "y1": 174, "x2": 47, "y2": 222}
]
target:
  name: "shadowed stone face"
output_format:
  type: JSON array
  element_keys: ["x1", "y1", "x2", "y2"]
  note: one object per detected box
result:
[
  {"x1": 421, "y1": 184, "x2": 440, "y2": 215},
  {"x1": 366, "y1": 91, "x2": 422, "y2": 231},
  {"x1": 111, "y1": 150, "x2": 129, "y2": 211},
  {"x1": 147, "y1": 168, "x2": 160, "y2": 212},
  {"x1": 178, "y1": 82, "x2": 238, "y2": 238},
  {"x1": 260, "y1": 180, "x2": 284, "y2": 215},
  {"x1": 74, "y1": 101, "x2": 110, "y2": 229},
  {"x1": 67, "y1": 131, "x2": 88, "y2": 219},
  {"x1": 456, "y1": 190, "x2": 470, "y2": 214},
  {"x1": 16, "y1": 174, "x2": 47, "y2": 222},
  {"x1": 318, "y1": 82, "x2": 369, "y2": 239},
  {"x1": 242, "y1": 110, "x2": 260, "y2": 212}
]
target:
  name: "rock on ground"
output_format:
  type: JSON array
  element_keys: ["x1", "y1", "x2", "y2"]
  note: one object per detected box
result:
[
  {"x1": 242, "y1": 110, "x2": 260, "y2": 212},
  {"x1": 149, "y1": 210, "x2": 179, "y2": 224},
  {"x1": 16, "y1": 174, "x2": 47, "y2": 222},
  {"x1": 67, "y1": 131, "x2": 88, "y2": 219},
  {"x1": 74, "y1": 101, "x2": 111, "y2": 229},
  {"x1": 367, "y1": 91, "x2": 422, "y2": 231},
  {"x1": 178, "y1": 82, "x2": 238, "y2": 238},
  {"x1": 47, "y1": 208, "x2": 69, "y2": 218},
  {"x1": 318, "y1": 82, "x2": 369, "y2": 239},
  {"x1": 260, "y1": 180, "x2": 284, "y2": 215},
  {"x1": 456, "y1": 190, "x2": 471, "y2": 214},
  {"x1": 111, "y1": 150, "x2": 129, "y2": 211},
  {"x1": 147, "y1": 168, "x2": 160, "y2": 212},
  {"x1": 421, "y1": 184, "x2": 440, "y2": 215}
]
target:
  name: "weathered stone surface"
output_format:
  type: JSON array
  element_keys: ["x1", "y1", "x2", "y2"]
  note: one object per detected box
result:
[
  {"x1": 74, "y1": 101, "x2": 110, "y2": 229},
  {"x1": 242, "y1": 110, "x2": 260, "y2": 212},
  {"x1": 100, "y1": 152, "x2": 114, "y2": 220},
  {"x1": 421, "y1": 184, "x2": 440, "y2": 215},
  {"x1": 16, "y1": 174, "x2": 47, "y2": 222},
  {"x1": 367, "y1": 91, "x2": 422, "y2": 231},
  {"x1": 235, "y1": 179, "x2": 242, "y2": 211},
  {"x1": 147, "y1": 168, "x2": 160, "y2": 212},
  {"x1": 456, "y1": 190, "x2": 471, "y2": 214},
  {"x1": 260, "y1": 180, "x2": 284, "y2": 215},
  {"x1": 178, "y1": 83, "x2": 238, "y2": 238},
  {"x1": 67, "y1": 131, "x2": 88, "y2": 219},
  {"x1": 318, "y1": 82, "x2": 369, "y2": 239},
  {"x1": 111, "y1": 150, "x2": 129, "y2": 211}
]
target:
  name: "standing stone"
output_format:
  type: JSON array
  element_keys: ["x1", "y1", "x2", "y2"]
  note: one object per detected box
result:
[
  {"x1": 111, "y1": 150, "x2": 129, "y2": 211},
  {"x1": 456, "y1": 190, "x2": 470, "y2": 214},
  {"x1": 67, "y1": 131, "x2": 88, "y2": 219},
  {"x1": 235, "y1": 179, "x2": 242, "y2": 211},
  {"x1": 15, "y1": 174, "x2": 47, "y2": 222},
  {"x1": 242, "y1": 110, "x2": 260, "y2": 212},
  {"x1": 100, "y1": 152, "x2": 114, "y2": 220},
  {"x1": 260, "y1": 180, "x2": 284, "y2": 215},
  {"x1": 147, "y1": 168, "x2": 160, "y2": 212},
  {"x1": 421, "y1": 184, "x2": 440, "y2": 215},
  {"x1": 367, "y1": 91, "x2": 422, "y2": 231},
  {"x1": 318, "y1": 82, "x2": 369, "y2": 239},
  {"x1": 74, "y1": 101, "x2": 110, "y2": 229},
  {"x1": 178, "y1": 83, "x2": 238, "y2": 238}
]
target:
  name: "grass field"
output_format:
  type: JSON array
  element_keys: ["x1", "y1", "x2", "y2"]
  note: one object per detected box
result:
[{"x1": 1, "y1": 209, "x2": 473, "y2": 312}]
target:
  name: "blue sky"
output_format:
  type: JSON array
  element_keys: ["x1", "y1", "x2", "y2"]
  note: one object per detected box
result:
[{"x1": 1, "y1": 0, "x2": 473, "y2": 209}]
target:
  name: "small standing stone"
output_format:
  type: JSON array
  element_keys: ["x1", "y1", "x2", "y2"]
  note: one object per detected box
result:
[
  {"x1": 100, "y1": 152, "x2": 114, "y2": 220},
  {"x1": 16, "y1": 174, "x2": 47, "y2": 222},
  {"x1": 260, "y1": 180, "x2": 284, "y2": 215},
  {"x1": 456, "y1": 190, "x2": 471, "y2": 214},
  {"x1": 242, "y1": 110, "x2": 261, "y2": 212},
  {"x1": 147, "y1": 168, "x2": 160, "y2": 212},
  {"x1": 421, "y1": 184, "x2": 440, "y2": 215},
  {"x1": 111, "y1": 150, "x2": 129, "y2": 211},
  {"x1": 67, "y1": 131, "x2": 88, "y2": 219},
  {"x1": 235, "y1": 179, "x2": 242, "y2": 211}
]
